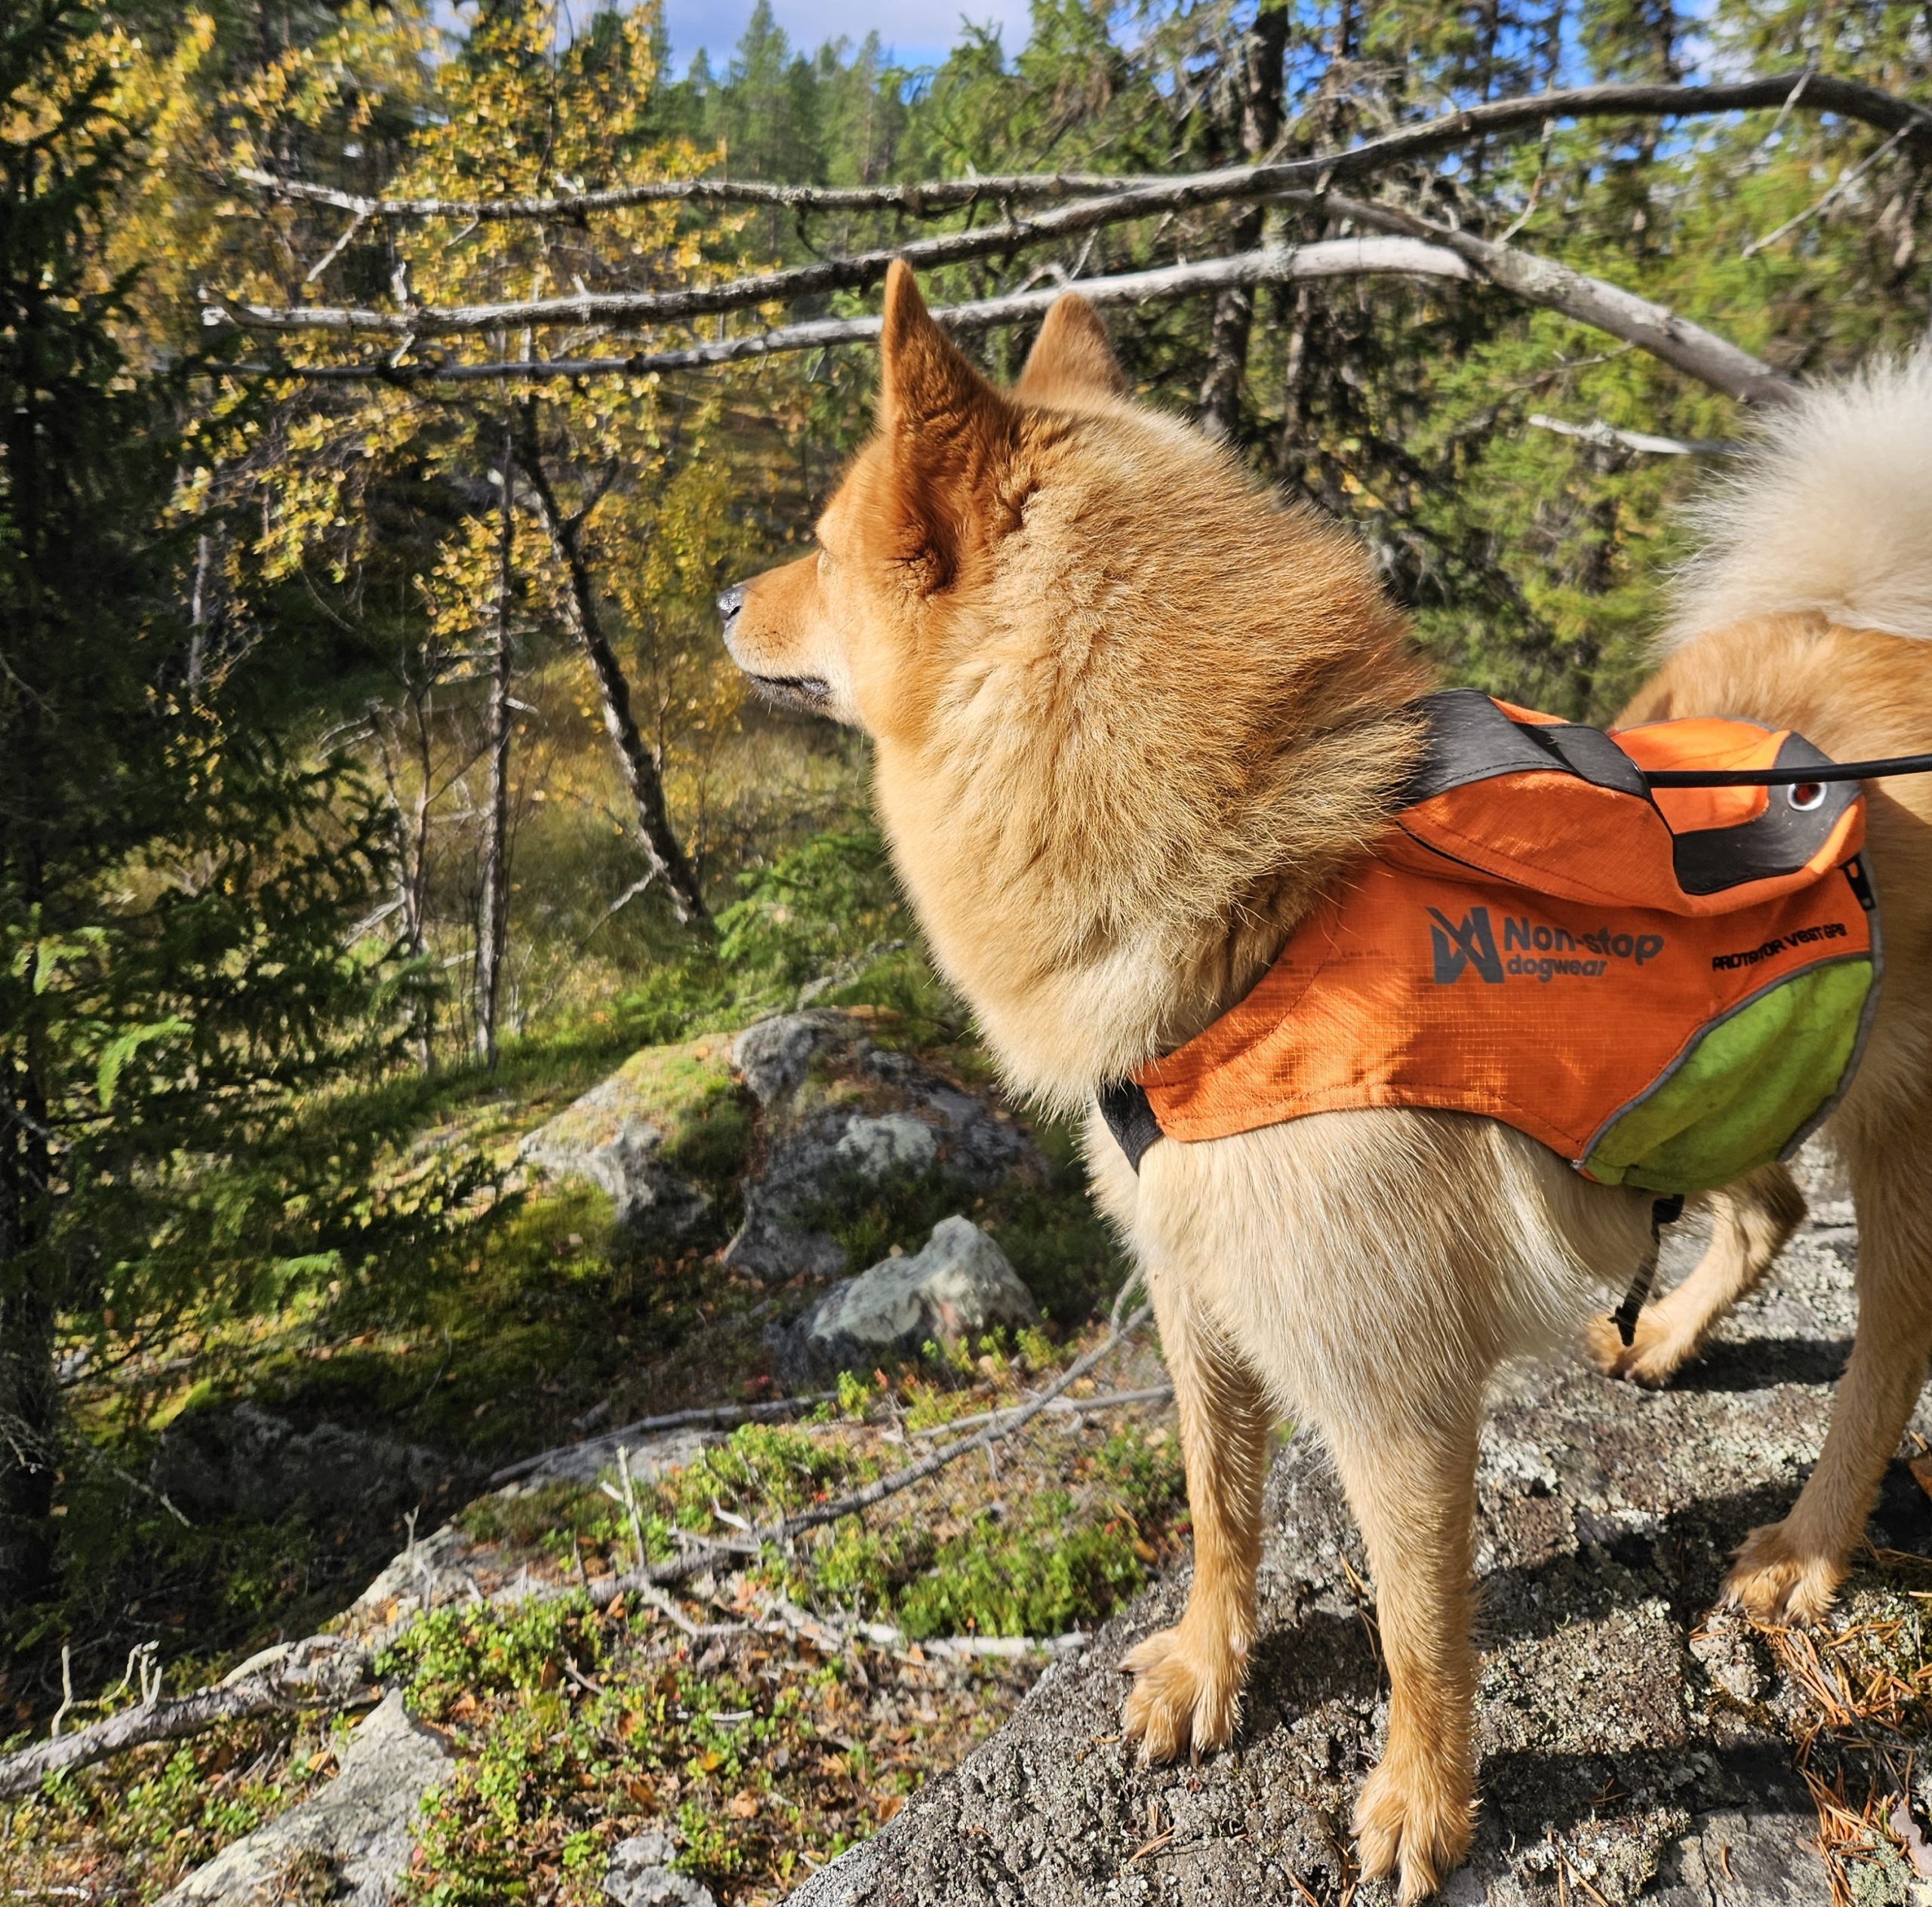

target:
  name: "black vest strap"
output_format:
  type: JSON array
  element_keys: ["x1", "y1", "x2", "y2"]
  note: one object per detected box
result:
[{"x1": 1099, "y1": 1078, "x2": 1163, "y2": 1173}]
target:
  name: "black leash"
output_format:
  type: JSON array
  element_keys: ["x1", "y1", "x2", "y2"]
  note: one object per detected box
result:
[
  {"x1": 1611, "y1": 1194, "x2": 1687, "y2": 1348},
  {"x1": 1642, "y1": 751, "x2": 1932, "y2": 787}
]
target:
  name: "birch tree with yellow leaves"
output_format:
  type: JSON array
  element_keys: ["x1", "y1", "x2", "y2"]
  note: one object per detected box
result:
[{"x1": 126, "y1": 2, "x2": 762, "y2": 1056}]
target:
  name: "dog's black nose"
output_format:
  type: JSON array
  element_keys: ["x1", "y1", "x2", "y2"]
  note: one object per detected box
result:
[{"x1": 717, "y1": 581, "x2": 746, "y2": 641}]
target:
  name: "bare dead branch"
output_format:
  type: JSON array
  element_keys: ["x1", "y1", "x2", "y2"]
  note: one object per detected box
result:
[
  {"x1": 1526, "y1": 413, "x2": 1740, "y2": 455},
  {"x1": 1740, "y1": 122, "x2": 1912, "y2": 259},
  {"x1": 228, "y1": 231, "x2": 1780, "y2": 407},
  {"x1": 512, "y1": 409, "x2": 712, "y2": 930},
  {"x1": 231, "y1": 161, "x2": 1140, "y2": 220},
  {"x1": 228, "y1": 238, "x2": 1476, "y2": 385},
  {"x1": 229, "y1": 71, "x2": 1932, "y2": 229},
  {"x1": 205, "y1": 71, "x2": 1932, "y2": 342},
  {"x1": 0, "y1": 1639, "x2": 373, "y2": 1801},
  {"x1": 490, "y1": 1392, "x2": 841, "y2": 1487},
  {"x1": 1328, "y1": 195, "x2": 1799, "y2": 405},
  {"x1": 905, "y1": 1382, "x2": 1175, "y2": 1440},
  {"x1": 0, "y1": 1541, "x2": 728, "y2": 1797}
]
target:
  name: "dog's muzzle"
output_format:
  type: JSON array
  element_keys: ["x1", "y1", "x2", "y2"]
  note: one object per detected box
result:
[{"x1": 717, "y1": 578, "x2": 832, "y2": 712}]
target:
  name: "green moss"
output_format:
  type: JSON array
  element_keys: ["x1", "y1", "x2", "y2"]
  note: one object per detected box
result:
[{"x1": 457, "y1": 1481, "x2": 619, "y2": 1555}]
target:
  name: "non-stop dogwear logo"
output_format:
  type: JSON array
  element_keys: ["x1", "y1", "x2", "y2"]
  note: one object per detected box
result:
[{"x1": 1428, "y1": 907, "x2": 1666, "y2": 985}]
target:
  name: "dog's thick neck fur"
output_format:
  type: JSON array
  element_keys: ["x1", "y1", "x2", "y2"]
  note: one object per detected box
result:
[{"x1": 860, "y1": 274, "x2": 1434, "y2": 1112}]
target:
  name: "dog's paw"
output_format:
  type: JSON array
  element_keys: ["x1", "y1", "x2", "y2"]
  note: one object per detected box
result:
[
  {"x1": 1118, "y1": 1622, "x2": 1244, "y2": 1765},
  {"x1": 1724, "y1": 1521, "x2": 1844, "y2": 1626},
  {"x1": 1354, "y1": 1749, "x2": 1475, "y2": 1904},
  {"x1": 1583, "y1": 1310, "x2": 1691, "y2": 1387}
]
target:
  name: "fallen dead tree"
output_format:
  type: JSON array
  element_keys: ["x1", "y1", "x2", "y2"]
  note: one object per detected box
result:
[{"x1": 489, "y1": 1390, "x2": 841, "y2": 1486}]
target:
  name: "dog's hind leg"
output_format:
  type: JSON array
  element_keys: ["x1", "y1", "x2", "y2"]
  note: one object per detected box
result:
[
  {"x1": 1324, "y1": 1399, "x2": 1481, "y2": 1905},
  {"x1": 1727, "y1": 1128, "x2": 1932, "y2": 1623},
  {"x1": 1586, "y1": 1161, "x2": 1805, "y2": 1386},
  {"x1": 1120, "y1": 1261, "x2": 1274, "y2": 1764}
]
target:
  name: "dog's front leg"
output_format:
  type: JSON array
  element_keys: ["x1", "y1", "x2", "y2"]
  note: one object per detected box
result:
[
  {"x1": 1120, "y1": 1258, "x2": 1274, "y2": 1764},
  {"x1": 1324, "y1": 1406, "x2": 1480, "y2": 1904}
]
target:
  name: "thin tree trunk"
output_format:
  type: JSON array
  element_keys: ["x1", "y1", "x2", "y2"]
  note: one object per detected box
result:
[
  {"x1": 1198, "y1": 2, "x2": 1291, "y2": 441},
  {"x1": 187, "y1": 531, "x2": 212, "y2": 694},
  {"x1": 512, "y1": 404, "x2": 711, "y2": 933},
  {"x1": 474, "y1": 416, "x2": 516, "y2": 1063},
  {"x1": 408, "y1": 683, "x2": 436, "y2": 1071},
  {"x1": 0, "y1": 1065, "x2": 57, "y2": 1611}
]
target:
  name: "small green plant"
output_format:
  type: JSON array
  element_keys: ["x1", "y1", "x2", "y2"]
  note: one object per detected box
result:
[
  {"x1": 716, "y1": 830, "x2": 906, "y2": 998},
  {"x1": 1016, "y1": 1325, "x2": 1055, "y2": 1373},
  {"x1": 812, "y1": 1521, "x2": 937, "y2": 1615},
  {"x1": 660, "y1": 1424, "x2": 866, "y2": 1530}
]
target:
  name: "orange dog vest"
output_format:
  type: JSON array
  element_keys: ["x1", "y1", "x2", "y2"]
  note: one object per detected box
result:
[{"x1": 1103, "y1": 691, "x2": 1878, "y2": 1197}]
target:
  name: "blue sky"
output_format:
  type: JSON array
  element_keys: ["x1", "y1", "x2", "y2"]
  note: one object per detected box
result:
[{"x1": 658, "y1": 0, "x2": 1029, "y2": 73}]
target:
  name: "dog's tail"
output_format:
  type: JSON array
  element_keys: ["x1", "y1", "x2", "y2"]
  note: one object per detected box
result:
[{"x1": 1665, "y1": 353, "x2": 1932, "y2": 648}]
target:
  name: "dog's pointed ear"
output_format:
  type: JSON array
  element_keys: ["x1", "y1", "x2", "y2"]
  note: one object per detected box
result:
[
  {"x1": 1015, "y1": 293, "x2": 1128, "y2": 403},
  {"x1": 875, "y1": 261, "x2": 1016, "y2": 590}
]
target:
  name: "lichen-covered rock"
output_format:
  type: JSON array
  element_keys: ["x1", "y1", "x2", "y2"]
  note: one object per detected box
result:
[
  {"x1": 783, "y1": 1182, "x2": 1928, "y2": 1905},
  {"x1": 158, "y1": 1690, "x2": 451, "y2": 1905},
  {"x1": 352, "y1": 1522, "x2": 472, "y2": 1615},
  {"x1": 507, "y1": 1421, "x2": 725, "y2": 1489},
  {"x1": 724, "y1": 1014, "x2": 1041, "y2": 1284},
  {"x1": 733, "y1": 1013, "x2": 839, "y2": 1107},
  {"x1": 603, "y1": 1828, "x2": 718, "y2": 1906},
  {"x1": 835, "y1": 1112, "x2": 940, "y2": 1180},
  {"x1": 150, "y1": 1404, "x2": 446, "y2": 1524},
  {"x1": 787, "y1": 1216, "x2": 1038, "y2": 1374},
  {"x1": 520, "y1": 1057, "x2": 712, "y2": 1237}
]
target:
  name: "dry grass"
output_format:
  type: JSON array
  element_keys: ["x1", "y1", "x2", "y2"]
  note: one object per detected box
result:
[{"x1": 1740, "y1": 1548, "x2": 1932, "y2": 1905}]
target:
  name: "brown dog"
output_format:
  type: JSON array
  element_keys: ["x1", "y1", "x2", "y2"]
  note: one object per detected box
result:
[{"x1": 721, "y1": 261, "x2": 1932, "y2": 1899}]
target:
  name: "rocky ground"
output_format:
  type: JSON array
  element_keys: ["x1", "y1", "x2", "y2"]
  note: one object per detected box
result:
[
  {"x1": 2, "y1": 1010, "x2": 1177, "y2": 1907},
  {"x1": 786, "y1": 1159, "x2": 1932, "y2": 1907},
  {"x1": 14, "y1": 1013, "x2": 1932, "y2": 1906}
]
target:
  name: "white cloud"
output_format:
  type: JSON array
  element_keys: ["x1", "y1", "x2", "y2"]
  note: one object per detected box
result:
[{"x1": 662, "y1": 0, "x2": 1029, "y2": 71}]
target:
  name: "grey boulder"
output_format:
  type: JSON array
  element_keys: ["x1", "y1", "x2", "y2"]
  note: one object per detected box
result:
[
  {"x1": 506, "y1": 1421, "x2": 724, "y2": 1490},
  {"x1": 158, "y1": 1689, "x2": 451, "y2": 1905},
  {"x1": 724, "y1": 1017, "x2": 1040, "y2": 1284},
  {"x1": 835, "y1": 1112, "x2": 940, "y2": 1180},
  {"x1": 721, "y1": 1107, "x2": 858, "y2": 1283},
  {"x1": 150, "y1": 1404, "x2": 445, "y2": 1523},
  {"x1": 521, "y1": 1069, "x2": 709, "y2": 1238},
  {"x1": 604, "y1": 1827, "x2": 718, "y2": 1906},
  {"x1": 787, "y1": 1216, "x2": 1038, "y2": 1374},
  {"x1": 781, "y1": 1182, "x2": 1912, "y2": 1905},
  {"x1": 732, "y1": 1013, "x2": 838, "y2": 1107},
  {"x1": 352, "y1": 1522, "x2": 472, "y2": 1615}
]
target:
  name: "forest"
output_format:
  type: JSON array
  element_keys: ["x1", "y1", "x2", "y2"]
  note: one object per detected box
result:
[{"x1": 3, "y1": 0, "x2": 1932, "y2": 1900}]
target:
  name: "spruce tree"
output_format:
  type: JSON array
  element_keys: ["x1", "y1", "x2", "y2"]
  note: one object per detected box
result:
[{"x1": 0, "y1": 0, "x2": 417, "y2": 1617}]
